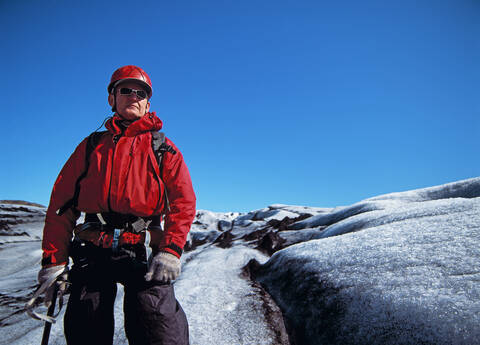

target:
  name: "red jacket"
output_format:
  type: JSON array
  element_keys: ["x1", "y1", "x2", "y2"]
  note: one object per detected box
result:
[{"x1": 42, "y1": 113, "x2": 196, "y2": 266}]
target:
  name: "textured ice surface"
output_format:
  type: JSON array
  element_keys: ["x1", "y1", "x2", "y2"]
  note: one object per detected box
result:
[
  {"x1": 0, "y1": 203, "x2": 46, "y2": 243},
  {"x1": 0, "y1": 206, "x2": 277, "y2": 345},
  {"x1": 176, "y1": 245, "x2": 275, "y2": 345},
  {"x1": 3, "y1": 178, "x2": 480, "y2": 344},
  {"x1": 256, "y1": 177, "x2": 480, "y2": 344}
]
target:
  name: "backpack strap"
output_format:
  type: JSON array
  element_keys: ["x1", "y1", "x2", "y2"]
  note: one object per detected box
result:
[
  {"x1": 56, "y1": 131, "x2": 107, "y2": 216},
  {"x1": 151, "y1": 132, "x2": 177, "y2": 214},
  {"x1": 151, "y1": 131, "x2": 177, "y2": 166}
]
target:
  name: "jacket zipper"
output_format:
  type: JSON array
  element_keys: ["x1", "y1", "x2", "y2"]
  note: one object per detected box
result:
[{"x1": 107, "y1": 134, "x2": 121, "y2": 212}]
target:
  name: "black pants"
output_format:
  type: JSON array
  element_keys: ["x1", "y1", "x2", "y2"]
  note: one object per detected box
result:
[{"x1": 64, "y1": 240, "x2": 189, "y2": 345}]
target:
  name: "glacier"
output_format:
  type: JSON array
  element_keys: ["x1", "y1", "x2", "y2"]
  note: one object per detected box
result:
[{"x1": 1, "y1": 177, "x2": 479, "y2": 344}]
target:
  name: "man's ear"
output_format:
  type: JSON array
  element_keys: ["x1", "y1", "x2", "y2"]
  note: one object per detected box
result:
[
  {"x1": 145, "y1": 101, "x2": 151, "y2": 114},
  {"x1": 108, "y1": 93, "x2": 114, "y2": 107}
]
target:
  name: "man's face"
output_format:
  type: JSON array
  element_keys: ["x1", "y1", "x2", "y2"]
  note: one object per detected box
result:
[{"x1": 108, "y1": 81, "x2": 150, "y2": 121}]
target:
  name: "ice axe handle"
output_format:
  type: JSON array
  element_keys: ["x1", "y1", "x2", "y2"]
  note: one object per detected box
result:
[{"x1": 41, "y1": 286, "x2": 58, "y2": 345}]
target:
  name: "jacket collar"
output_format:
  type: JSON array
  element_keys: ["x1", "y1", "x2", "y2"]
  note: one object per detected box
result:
[{"x1": 106, "y1": 112, "x2": 163, "y2": 137}]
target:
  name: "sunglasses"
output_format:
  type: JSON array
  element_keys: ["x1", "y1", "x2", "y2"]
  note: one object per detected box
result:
[{"x1": 119, "y1": 87, "x2": 148, "y2": 100}]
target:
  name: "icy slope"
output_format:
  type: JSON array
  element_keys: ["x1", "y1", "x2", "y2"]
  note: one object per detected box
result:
[
  {"x1": 0, "y1": 205, "x2": 292, "y2": 345},
  {"x1": 0, "y1": 202, "x2": 45, "y2": 243},
  {"x1": 176, "y1": 245, "x2": 277, "y2": 345},
  {"x1": 2, "y1": 177, "x2": 479, "y2": 345},
  {"x1": 253, "y1": 177, "x2": 480, "y2": 344},
  {"x1": 0, "y1": 203, "x2": 46, "y2": 344}
]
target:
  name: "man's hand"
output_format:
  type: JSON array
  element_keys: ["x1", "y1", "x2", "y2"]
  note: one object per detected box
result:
[
  {"x1": 37, "y1": 265, "x2": 69, "y2": 307},
  {"x1": 145, "y1": 252, "x2": 181, "y2": 283}
]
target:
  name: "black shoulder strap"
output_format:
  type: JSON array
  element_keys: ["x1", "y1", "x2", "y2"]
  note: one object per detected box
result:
[
  {"x1": 151, "y1": 131, "x2": 177, "y2": 168},
  {"x1": 151, "y1": 131, "x2": 177, "y2": 214},
  {"x1": 56, "y1": 131, "x2": 107, "y2": 216}
]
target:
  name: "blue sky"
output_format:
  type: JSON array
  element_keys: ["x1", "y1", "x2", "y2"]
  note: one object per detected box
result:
[{"x1": 1, "y1": 0, "x2": 478, "y2": 212}]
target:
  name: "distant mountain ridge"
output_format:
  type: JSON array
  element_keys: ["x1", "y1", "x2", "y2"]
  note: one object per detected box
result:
[{"x1": 0, "y1": 200, "x2": 46, "y2": 208}]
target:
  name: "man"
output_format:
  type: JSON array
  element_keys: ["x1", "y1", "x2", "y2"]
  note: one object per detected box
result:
[{"x1": 38, "y1": 65, "x2": 196, "y2": 345}]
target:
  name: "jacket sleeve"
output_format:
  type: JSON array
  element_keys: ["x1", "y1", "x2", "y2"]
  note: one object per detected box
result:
[
  {"x1": 158, "y1": 138, "x2": 196, "y2": 257},
  {"x1": 41, "y1": 138, "x2": 89, "y2": 267}
]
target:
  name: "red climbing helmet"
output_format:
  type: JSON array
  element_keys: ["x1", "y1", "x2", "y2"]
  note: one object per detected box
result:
[{"x1": 108, "y1": 65, "x2": 153, "y2": 98}]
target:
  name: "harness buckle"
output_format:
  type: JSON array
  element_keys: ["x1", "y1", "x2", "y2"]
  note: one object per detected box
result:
[{"x1": 112, "y1": 228, "x2": 122, "y2": 253}]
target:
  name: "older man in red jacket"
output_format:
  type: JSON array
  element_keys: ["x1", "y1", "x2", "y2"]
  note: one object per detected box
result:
[{"x1": 38, "y1": 65, "x2": 196, "y2": 345}]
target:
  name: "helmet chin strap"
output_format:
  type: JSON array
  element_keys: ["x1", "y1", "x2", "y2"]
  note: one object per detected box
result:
[{"x1": 111, "y1": 92, "x2": 118, "y2": 114}]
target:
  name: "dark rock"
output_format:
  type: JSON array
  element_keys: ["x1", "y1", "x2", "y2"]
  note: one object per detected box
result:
[
  {"x1": 0, "y1": 220, "x2": 10, "y2": 231},
  {"x1": 267, "y1": 214, "x2": 312, "y2": 231},
  {"x1": 239, "y1": 214, "x2": 317, "y2": 256},
  {"x1": 242, "y1": 227, "x2": 269, "y2": 241},
  {"x1": 256, "y1": 231, "x2": 287, "y2": 256},
  {"x1": 213, "y1": 230, "x2": 235, "y2": 248},
  {"x1": 241, "y1": 258, "x2": 263, "y2": 280},
  {"x1": 241, "y1": 225, "x2": 288, "y2": 256}
]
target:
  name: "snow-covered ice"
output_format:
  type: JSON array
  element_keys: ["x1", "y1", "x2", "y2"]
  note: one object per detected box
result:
[
  {"x1": 0, "y1": 204, "x2": 285, "y2": 345},
  {"x1": 176, "y1": 245, "x2": 275, "y2": 345},
  {"x1": 1, "y1": 177, "x2": 480, "y2": 344},
  {"x1": 255, "y1": 177, "x2": 480, "y2": 344}
]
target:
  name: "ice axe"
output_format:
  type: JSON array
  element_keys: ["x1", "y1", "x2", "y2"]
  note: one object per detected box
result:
[
  {"x1": 25, "y1": 271, "x2": 66, "y2": 344},
  {"x1": 40, "y1": 286, "x2": 58, "y2": 345}
]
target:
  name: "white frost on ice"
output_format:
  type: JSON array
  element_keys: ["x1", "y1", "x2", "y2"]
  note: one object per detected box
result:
[
  {"x1": 176, "y1": 245, "x2": 274, "y2": 345},
  {"x1": 256, "y1": 177, "x2": 480, "y2": 344},
  {"x1": 0, "y1": 206, "x2": 278, "y2": 345},
  {"x1": 2, "y1": 177, "x2": 480, "y2": 345}
]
